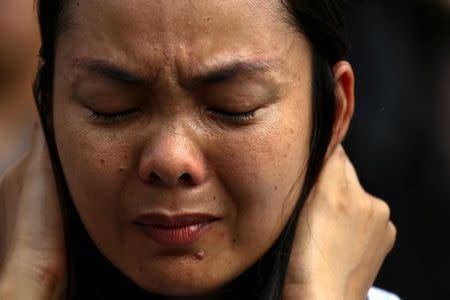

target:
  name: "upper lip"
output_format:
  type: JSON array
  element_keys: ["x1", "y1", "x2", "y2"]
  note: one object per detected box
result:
[{"x1": 134, "y1": 213, "x2": 219, "y2": 228}]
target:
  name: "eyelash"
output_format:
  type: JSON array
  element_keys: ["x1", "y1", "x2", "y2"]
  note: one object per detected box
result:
[
  {"x1": 88, "y1": 109, "x2": 257, "y2": 124},
  {"x1": 208, "y1": 110, "x2": 256, "y2": 123},
  {"x1": 89, "y1": 109, "x2": 138, "y2": 124}
]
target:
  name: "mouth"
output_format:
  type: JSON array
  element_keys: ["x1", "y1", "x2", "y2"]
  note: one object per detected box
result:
[{"x1": 134, "y1": 213, "x2": 220, "y2": 247}]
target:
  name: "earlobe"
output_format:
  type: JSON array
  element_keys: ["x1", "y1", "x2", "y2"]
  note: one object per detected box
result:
[{"x1": 327, "y1": 61, "x2": 355, "y2": 156}]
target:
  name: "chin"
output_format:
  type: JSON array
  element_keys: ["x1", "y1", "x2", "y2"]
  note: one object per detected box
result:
[
  {"x1": 135, "y1": 274, "x2": 225, "y2": 297},
  {"x1": 127, "y1": 259, "x2": 233, "y2": 297}
]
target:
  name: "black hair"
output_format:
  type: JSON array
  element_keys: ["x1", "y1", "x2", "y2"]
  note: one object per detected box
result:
[{"x1": 34, "y1": 1, "x2": 349, "y2": 299}]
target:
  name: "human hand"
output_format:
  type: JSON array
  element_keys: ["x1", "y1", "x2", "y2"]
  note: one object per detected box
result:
[
  {"x1": 0, "y1": 123, "x2": 66, "y2": 299},
  {"x1": 283, "y1": 145, "x2": 397, "y2": 300}
]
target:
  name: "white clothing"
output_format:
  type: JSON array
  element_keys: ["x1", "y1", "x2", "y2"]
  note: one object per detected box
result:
[{"x1": 368, "y1": 287, "x2": 401, "y2": 300}]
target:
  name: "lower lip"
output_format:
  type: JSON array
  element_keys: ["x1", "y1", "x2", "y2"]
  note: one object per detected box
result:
[{"x1": 138, "y1": 221, "x2": 216, "y2": 247}]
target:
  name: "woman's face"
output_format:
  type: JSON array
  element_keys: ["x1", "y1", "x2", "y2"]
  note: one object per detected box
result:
[{"x1": 53, "y1": 0, "x2": 312, "y2": 296}]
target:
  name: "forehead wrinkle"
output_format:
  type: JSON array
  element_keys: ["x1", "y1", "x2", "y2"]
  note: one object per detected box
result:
[
  {"x1": 55, "y1": 0, "x2": 305, "y2": 90},
  {"x1": 69, "y1": 56, "x2": 161, "y2": 88},
  {"x1": 190, "y1": 59, "x2": 274, "y2": 84},
  {"x1": 180, "y1": 50, "x2": 283, "y2": 76},
  {"x1": 177, "y1": 56, "x2": 285, "y2": 92}
]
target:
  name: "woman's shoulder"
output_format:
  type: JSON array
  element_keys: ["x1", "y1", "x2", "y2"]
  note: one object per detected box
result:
[{"x1": 368, "y1": 287, "x2": 401, "y2": 300}]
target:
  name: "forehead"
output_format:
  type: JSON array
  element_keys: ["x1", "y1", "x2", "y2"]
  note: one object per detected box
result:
[{"x1": 57, "y1": 0, "x2": 309, "y2": 78}]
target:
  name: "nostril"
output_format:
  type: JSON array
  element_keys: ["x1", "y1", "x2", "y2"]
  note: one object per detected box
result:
[
  {"x1": 147, "y1": 171, "x2": 193, "y2": 186},
  {"x1": 149, "y1": 172, "x2": 159, "y2": 183},
  {"x1": 179, "y1": 173, "x2": 192, "y2": 183}
]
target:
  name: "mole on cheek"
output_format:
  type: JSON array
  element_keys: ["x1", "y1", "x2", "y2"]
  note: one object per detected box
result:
[
  {"x1": 100, "y1": 159, "x2": 105, "y2": 164},
  {"x1": 194, "y1": 251, "x2": 205, "y2": 260}
]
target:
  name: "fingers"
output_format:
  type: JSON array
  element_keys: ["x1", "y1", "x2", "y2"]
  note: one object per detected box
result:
[
  {"x1": 386, "y1": 221, "x2": 397, "y2": 253},
  {"x1": 307, "y1": 145, "x2": 363, "y2": 212},
  {"x1": 12, "y1": 121, "x2": 63, "y2": 257},
  {"x1": 19, "y1": 121, "x2": 58, "y2": 228},
  {"x1": 314, "y1": 145, "x2": 360, "y2": 197},
  {"x1": 0, "y1": 133, "x2": 36, "y2": 268},
  {"x1": 309, "y1": 144, "x2": 397, "y2": 254},
  {"x1": 27, "y1": 121, "x2": 53, "y2": 178},
  {"x1": 370, "y1": 197, "x2": 397, "y2": 254},
  {"x1": 287, "y1": 144, "x2": 397, "y2": 299},
  {"x1": 0, "y1": 121, "x2": 66, "y2": 297}
]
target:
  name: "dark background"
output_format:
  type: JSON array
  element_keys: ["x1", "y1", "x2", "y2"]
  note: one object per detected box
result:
[{"x1": 345, "y1": 1, "x2": 450, "y2": 299}]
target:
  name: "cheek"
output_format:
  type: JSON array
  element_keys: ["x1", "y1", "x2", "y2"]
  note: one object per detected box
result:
[
  {"x1": 53, "y1": 106, "x2": 137, "y2": 236},
  {"x1": 209, "y1": 107, "x2": 311, "y2": 261}
]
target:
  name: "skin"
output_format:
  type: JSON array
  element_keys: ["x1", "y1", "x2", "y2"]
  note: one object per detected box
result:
[
  {"x1": 54, "y1": 0, "x2": 312, "y2": 296},
  {"x1": 0, "y1": 134, "x2": 397, "y2": 300},
  {"x1": 0, "y1": 0, "x2": 397, "y2": 299}
]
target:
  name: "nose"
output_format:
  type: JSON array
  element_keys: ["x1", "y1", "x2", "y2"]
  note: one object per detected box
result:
[{"x1": 138, "y1": 130, "x2": 206, "y2": 187}]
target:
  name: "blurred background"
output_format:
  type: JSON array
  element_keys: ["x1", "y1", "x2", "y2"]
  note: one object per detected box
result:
[
  {"x1": 345, "y1": 0, "x2": 450, "y2": 299},
  {"x1": 0, "y1": 0, "x2": 39, "y2": 172},
  {"x1": 0, "y1": 0, "x2": 448, "y2": 299}
]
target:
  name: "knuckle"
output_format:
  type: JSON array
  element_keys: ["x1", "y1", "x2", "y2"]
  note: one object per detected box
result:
[
  {"x1": 325, "y1": 179, "x2": 364, "y2": 215},
  {"x1": 374, "y1": 198, "x2": 391, "y2": 221},
  {"x1": 378, "y1": 200, "x2": 391, "y2": 220},
  {"x1": 386, "y1": 222, "x2": 397, "y2": 252},
  {"x1": 390, "y1": 222, "x2": 397, "y2": 240},
  {"x1": 330, "y1": 187, "x2": 350, "y2": 213},
  {"x1": 362, "y1": 192, "x2": 375, "y2": 217},
  {"x1": 313, "y1": 181, "x2": 350, "y2": 214}
]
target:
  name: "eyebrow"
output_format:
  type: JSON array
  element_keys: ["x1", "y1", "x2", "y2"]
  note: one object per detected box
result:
[
  {"x1": 72, "y1": 58, "x2": 152, "y2": 85},
  {"x1": 188, "y1": 59, "x2": 275, "y2": 87},
  {"x1": 71, "y1": 57, "x2": 276, "y2": 88}
]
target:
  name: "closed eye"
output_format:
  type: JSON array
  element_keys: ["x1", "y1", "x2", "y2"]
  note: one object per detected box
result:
[
  {"x1": 89, "y1": 109, "x2": 139, "y2": 124},
  {"x1": 207, "y1": 109, "x2": 256, "y2": 123}
]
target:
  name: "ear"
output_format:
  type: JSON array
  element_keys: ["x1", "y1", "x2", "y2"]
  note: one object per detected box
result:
[{"x1": 327, "y1": 61, "x2": 355, "y2": 155}]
